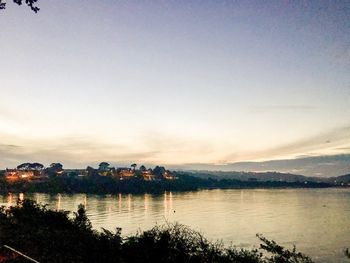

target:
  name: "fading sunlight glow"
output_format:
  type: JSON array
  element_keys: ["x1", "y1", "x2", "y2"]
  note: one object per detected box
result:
[{"x1": 0, "y1": 1, "x2": 349, "y2": 169}]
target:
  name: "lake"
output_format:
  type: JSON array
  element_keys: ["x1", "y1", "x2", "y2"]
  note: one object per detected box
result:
[{"x1": 1, "y1": 188, "x2": 350, "y2": 262}]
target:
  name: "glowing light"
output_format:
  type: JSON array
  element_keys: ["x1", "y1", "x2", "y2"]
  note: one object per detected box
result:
[
  {"x1": 56, "y1": 194, "x2": 61, "y2": 210},
  {"x1": 6, "y1": 193, "x2": 13, "y2": 208},
  {"x1": 128, "y1": 194, "x2": 131, "y2": 212}
]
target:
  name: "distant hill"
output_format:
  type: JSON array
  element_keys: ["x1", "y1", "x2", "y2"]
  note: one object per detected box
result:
[
  {"x1": 171, "y1": 154, "x2": 350, "y2": 177},
  {"x1": 330, "y1": 173, "x2": 350, "y2": 184},
  {"x1": 179, "y1": 170, "x2": 325, "y2": 183}
]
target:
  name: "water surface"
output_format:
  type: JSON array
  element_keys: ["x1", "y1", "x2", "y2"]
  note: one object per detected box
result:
[{"x1": 1, "y1": 188, "x2": 350, "y2": 262}]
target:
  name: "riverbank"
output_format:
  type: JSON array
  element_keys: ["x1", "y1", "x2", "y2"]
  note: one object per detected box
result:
[{"x1": 0, "y1": 173, "x2": 334, "y2": 195}]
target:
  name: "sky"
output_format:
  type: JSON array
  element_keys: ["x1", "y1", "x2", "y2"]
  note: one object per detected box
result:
[{"x1": 0, "y1": 0, "x2": 350, "y2": 171}]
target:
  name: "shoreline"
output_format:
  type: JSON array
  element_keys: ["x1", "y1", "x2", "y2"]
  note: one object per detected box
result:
[
  {"x1": 1, "y1": 185, "x2": 345, "y2": 197},
  {"x1": 0, "y1": 172, "x2": 340, "y2": 195}
]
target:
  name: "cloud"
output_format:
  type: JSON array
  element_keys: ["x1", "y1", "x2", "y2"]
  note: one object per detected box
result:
[
  {"x1": 173, "y1": 154, "x2": 350, "y2": 177},
  {"x1": 222, "y1": 125, "x2": 350, "y2": 162},
  {"x1": 138, "y1": 132, "x2": 214, "y2": 155},
  {"x1": 0, "y1": 144, "x2": 21, "y2": 148},
  {"x1": 336, "y1": 147, "x2": 350, "y2": 151},
  {"x1": 264, "y1": 125, "x2": 350, "y2": 157},
  {"x1": 250, "y1": 105, "x2": 318, "y2": 114},
  {"x1": 0, "y1": 105, "x2": 15, "y2": 119},
  {"x1": 0, "y1": 121, "x2": 349, "y2": 171},
  {"x1": 0, "y1": 104, "x2": 31, "y2": 122},
  {"x1": 0, "y1": 131, "x2": 215, "y2": 168}
]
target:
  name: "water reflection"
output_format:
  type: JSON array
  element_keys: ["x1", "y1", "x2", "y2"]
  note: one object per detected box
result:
[
  {"x1": 83, "y1": 195, "x2": 87, "y2": 209},
  {"x1": 1, "y1": 189, "x2": 350, "y2": 263},
  {"x1": 57, "y1": 194, "x2": 61, "y2": 210},
  {"x1": 128, "y1": 194, "x2": 131, "y2": 212},
  {"x1": 144, "y1": 194, "x2": 150, "y2": 214},
  {"x1": 163, "y1": 191, "x2": 173, "y2": 217},
  {"x1": 6, "y1": 193, "x2": 13, "y2": 207}
]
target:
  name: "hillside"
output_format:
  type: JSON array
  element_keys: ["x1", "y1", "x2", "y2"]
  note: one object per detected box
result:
[
  {"x1": 181, "y1": 170, "x2": 325, "y2": 183},
  {"x1": 330, "y1": 174, "x2": 350, "y2": 184}
]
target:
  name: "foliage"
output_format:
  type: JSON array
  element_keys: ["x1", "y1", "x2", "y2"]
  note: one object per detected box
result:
[
  {"x1": 0, "y1": 172, "x2": 332, "y2": 196},
  {"x1": 45, "y1": 163, "x2": 64, "y2": 177},
  {"x1": 0, "y1": 200, "x2": 121, "y2": 262},
  {"x1": 257, "y1": 234, "x2": 313, "y2": 263},
  {"x1": 345, "y1": 248, "x2": 350, "y2": 259},
  {"x1": 0, "y1": 200, "x2": 322, "y2": 263},
  {"x1": 98, "y1": 162, "x2": 110, "y2": 171},
  {"x1": 0, "y1": 0, "x2": 39, "y2": 12},
  {"x1": 16, "y1": 162, "x2": 44, "y2": 170}
]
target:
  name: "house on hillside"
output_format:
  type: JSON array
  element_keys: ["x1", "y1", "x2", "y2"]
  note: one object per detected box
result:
[
  {"x1": 142, "y1": 169, "x2": 155, "y2": 181},
  {"x1": 5, "y1": 167, "x2": 45, "y2": 180},
  {"x1": 163, "y1": 170, "x2": 178, "y2": 180},
  {"x1": 153, "y1": 166, "x2": 178, "y2": 180},
  {"x1": 5, "y1": 169, "x2": 35, "y2": 179},
  {"x1": 117, "y1": 168, "x2": 135, "y2": 179}
]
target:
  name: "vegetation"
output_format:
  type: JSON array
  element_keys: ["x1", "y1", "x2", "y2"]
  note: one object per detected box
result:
[
  {"x1": 16, "y1": 163, "x2": 44, "y2": 171},
  {"x1": 1, "y1": 161, "x2": 337, "y2": 195},
  {"x1": 0, "y1": 173, "x2": 332, "y2": 195},
  {"x1": 345, "y1": 248, "x2": 350, "y2": 260},
  {"x1": 0, "y1": 200, "x2": 321, "y2": 263},
  {"x1": 0, "y1": 0, "x2": 39, "y2": 12}
]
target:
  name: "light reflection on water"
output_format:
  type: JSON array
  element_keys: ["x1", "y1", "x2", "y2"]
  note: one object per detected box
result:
[{"x1": 1, "y1": 188, "x2": 350, "y2": 263}]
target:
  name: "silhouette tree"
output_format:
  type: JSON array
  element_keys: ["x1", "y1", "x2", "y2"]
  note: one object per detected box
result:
[
  {"x1": 17, "y1": 162, "x2": 44, "y2": 170},
  {"x1": 49, "y1": 162, "x2": 63, "y2": 170},
  {"x1": 30, "y1": 162, "x2": 44, "y2": 170},
  {"x1": 0, "y1": 0, "x2": 39, "y2": 12},
  {"x1": 98, "y1": 162, "x2": 110, "y2": 171},
  {"x1": 17, "y1": 162, "x2": 31, "y2": 170},
  {"x1": 139, "y1": 165, "x2": 146, "y2": 172},
  {"x1": 86, "y1": 166, "x2": 99, "y2": 177},
  {"x1": 153, "y1": 166, "x2": 166, "y2": 179},
  {"x1": 73, "y1": 204, "x2": 92, "y2": 231},
  {"x1": 130, "y1": 163, "x2": 137, "y2": 171},
  {"x1": 46, "y1": 163, "x2": 64, "y2": 177},
  {"x1": 345, "y1": 248, "x2": 350, "y2": 259}
]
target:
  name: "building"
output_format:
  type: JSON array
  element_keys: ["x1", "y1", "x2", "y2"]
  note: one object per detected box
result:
[
  {"x1": 142, "y1": 169, "x2": 155, "y2": 181},
  {"x1": 5, "y1": 169, "x2": 43, "y2": 180},
  {"x1": 163, "y1": 170, "x2": 177, "y2": 180},
  {"x1": 117, "y1": 168, "x2": 135, "y2": 179}
]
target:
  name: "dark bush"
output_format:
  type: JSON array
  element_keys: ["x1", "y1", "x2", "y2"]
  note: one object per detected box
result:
[{"x1": 0, "y1": 200, "x2": 319, "y2": 263}]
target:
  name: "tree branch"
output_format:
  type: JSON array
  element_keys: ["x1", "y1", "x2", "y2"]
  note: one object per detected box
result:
[{"x1": 0, "y1": 0, "x2": 40, "y2": 12}]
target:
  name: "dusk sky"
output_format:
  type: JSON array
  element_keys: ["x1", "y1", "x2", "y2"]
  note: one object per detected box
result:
[{"x1": 0, "y1": 0, "x2": 349, "y2": 169}]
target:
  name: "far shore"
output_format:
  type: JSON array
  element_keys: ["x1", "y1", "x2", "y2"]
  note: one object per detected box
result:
[{"x1": 0, "y1": 174, "x2": 338, "y2": 196}]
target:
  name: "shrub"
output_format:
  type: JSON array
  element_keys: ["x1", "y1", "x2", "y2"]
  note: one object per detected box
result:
[{"x1": 0, "y1": 200, "x2": 318, "y2": 263}]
